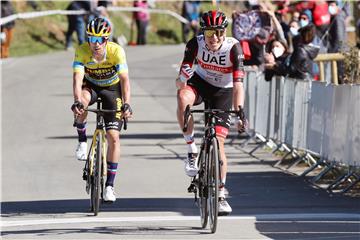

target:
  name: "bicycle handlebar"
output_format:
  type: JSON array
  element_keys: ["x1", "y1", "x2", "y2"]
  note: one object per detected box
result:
[{"x1": 183, "y1": 105, "x2": 244, "y2": 133}]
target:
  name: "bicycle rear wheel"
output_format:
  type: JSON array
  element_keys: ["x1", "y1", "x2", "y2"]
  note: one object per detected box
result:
[
  {"x1": 91, "y1": 135, "x2": 102, "y2": 216},
  {"x1": 198, "y1": 149, "x2": 208, "y2": 229},
  {"x1": 208, "y1": 137, "x2": 219, "y2": 233}
]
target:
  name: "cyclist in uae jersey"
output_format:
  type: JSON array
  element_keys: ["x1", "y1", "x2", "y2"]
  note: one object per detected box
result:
[
  {"x1": 176, "y1": 10, "x2": 246, "y2": 216},
  {"x1": 71, "y1": 17, "x2": 132, "y2": 203}
]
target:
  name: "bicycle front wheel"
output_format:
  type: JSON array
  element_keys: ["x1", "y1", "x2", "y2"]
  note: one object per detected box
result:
[
  {"x1": 208, "y1": 137, "x2": 219, "y2": 233},
  {"x1": 91, "y1": 135, "x2": 102, "y2": 216},
  {"x1": 198, "y1": 149, "x2": 208, "y2": 229}
]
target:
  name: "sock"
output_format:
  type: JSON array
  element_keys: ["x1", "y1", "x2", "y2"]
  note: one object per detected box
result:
[
  {"x1": 183, "y1": 132, "x2": 197, "y2": 153},
  {"x1": 105, "y1": 162, "x2": 118, "y2": 187},
  {"x1": 76, "y1": 122, "x2": 87, "y2": 142},
  {"x1": 219, "y1": 178, "x2": 226, "y2": 198}
]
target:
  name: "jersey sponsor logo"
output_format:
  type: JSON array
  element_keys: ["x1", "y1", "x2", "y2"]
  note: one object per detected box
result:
[
  {"x1": 197, "y1": 59, "x2": 232, "y2": 73},
  {"x1": 85, "y1": 67, "x2": 117, "y2": 79},
  {"x1": 201, "y1": 52, "x2": 227, "y2": 65},
  {"x1": 87, "y1": 61, "x2": 96, "y2": 65},
  {"x1": 102, "y1": 62, "x2": 113, "y2": 66},
  {"x1": 108, "y1": 121, "x2": 119, "y2": 126}
]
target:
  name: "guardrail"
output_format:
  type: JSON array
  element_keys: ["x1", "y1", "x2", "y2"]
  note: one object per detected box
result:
[
  {"x1": 242, "y1": 70, "x2": 360, "y2": 193},
  {"x1": 0, "y1": 7, "x2": 189, "y2": 26}
]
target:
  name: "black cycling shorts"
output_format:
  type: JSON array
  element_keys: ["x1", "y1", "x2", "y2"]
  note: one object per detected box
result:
[
  {"x1": 187, "y1": 73, "x2": 233, "y2": 132},
  {"x1": 82, "y1": 80, "x2": 123, "y2": 131}
]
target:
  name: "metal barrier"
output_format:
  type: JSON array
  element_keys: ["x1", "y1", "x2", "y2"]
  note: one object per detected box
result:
[{"x1": 243, "y1": 70, "x2": 360, "y2": 193}]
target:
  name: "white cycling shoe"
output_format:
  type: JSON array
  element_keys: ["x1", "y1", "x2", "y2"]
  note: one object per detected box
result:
[
  {"x1": 75, "y1": 142, "x2": 87, "y2": 161},
  {"x1": 184, "y1": 153, "x2": 199, "y2": 177},
  {"x1": 104, "y1": 186, "x2": 116, "y2": 202},
  {"x1": 218, "y1": 197, "x2": 232, "y2": 216}
]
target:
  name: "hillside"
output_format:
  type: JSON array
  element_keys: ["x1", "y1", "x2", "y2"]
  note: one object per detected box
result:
[{"x1": 8, "y1": 1, "x2": 238, "y2": 57}]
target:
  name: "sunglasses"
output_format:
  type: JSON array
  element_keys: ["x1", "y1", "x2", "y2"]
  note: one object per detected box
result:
[
  {"x1": 88, "y1": 36, "x2": 108, "y2": 44},
  {"x1": 204, "y1": 29, "x2": 225, "y2": 38}
]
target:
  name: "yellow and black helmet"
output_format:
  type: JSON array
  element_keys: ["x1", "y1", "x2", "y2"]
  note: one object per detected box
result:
[{"x1": 86, "y1": 17, "x2": 112, "y2": 37}]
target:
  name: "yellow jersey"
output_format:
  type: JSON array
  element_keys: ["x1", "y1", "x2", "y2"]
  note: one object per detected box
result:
[{"x1": 73, "y1": 42, "x2": 128, "y2": 87}]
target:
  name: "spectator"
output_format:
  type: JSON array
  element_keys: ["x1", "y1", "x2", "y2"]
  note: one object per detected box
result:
[
  {"x1": 327, "y1": 0, "x2": 347, "y2": 83},
  {"x1": 299, "y1": 9, "x2": 313, "y2": 28},
  {"x1": 287, "y1": 24, "x2": 320, "y2": 79},
  {"x1": 181, "y1": 1, "x2": 201, "y2": 43},
  {"x1": 133, "y1": 0, "x2": 150, "y2": 45},
  {"x1": 357, "y1": 1, "x2": 360, "y2": 48},
  {"x1": 264, "y1": 39, "x2": 290, "y2": 81},
  {"x1": 327, "y1": 0, "x2": 347, "y2": 53},
  {"x1": 65, "y1": 1, "x2": 90, "y2": 50},
  {"x1": 1, "y1": 1, "x2": 15, "y2": 59},
  {"x1": 243, "y1": 28, "x2": 270, "y2": 67},
  {"x1": 292, "y1": 11, "x2": 300, "y2": 22},
  {"x1": 288, "y1": 20, "x2": 300, "y2": 52},
  {"x1": 245, "y1": 0, "x2": 261, "y2": 10}
]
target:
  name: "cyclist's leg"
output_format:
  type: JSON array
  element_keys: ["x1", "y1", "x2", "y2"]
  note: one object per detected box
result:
[
  {"x1": 100, "y1": 83, "x2": 122, "y2": 200},
  {"x1": 75, "y1": 83, "x2": 95, "y2": 160},
  {"x1": 210, "y1": 87, "x2": 233, "y2": 214},
  {"x1": 177, "y1": 74, "x2": 203, "y2": 177}
]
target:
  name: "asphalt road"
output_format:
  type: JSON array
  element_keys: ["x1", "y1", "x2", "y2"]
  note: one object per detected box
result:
[{"x1": 1, "y1": 45, "x2": 359, "y2": 239}]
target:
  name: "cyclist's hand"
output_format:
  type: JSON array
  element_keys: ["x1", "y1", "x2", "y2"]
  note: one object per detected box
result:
[
  {"x1": 176, "y1": 64, "x2": 192, "y2": 90},
  {"x1": 71, "y1": 101, "x2": 85, "y2": 115},
  {"x1": 179, "y1": 64, "x2": 193, "y2": 82},
  {"x1": 121, "y1": 103, "x2": 133, "y2": 118},
  {"x1": 236, "y1": 107, "x2": 248, "y2": 134},
  {"x1": 236, "y1": 117, "x2": 249, "y2": 134}
]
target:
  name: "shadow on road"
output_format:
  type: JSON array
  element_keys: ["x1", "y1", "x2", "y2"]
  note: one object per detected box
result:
[{"x1": 1, "y1": 225, "x2": 208, "y2": 237}]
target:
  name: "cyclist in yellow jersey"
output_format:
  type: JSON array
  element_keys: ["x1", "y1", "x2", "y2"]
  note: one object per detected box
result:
[{"x1": 71, "y1": 17, "x2": 132, "y2": 202}]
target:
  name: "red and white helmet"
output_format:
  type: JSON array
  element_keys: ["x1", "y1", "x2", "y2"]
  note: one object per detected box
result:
[{"x1": 200, "y1": 10, "x2": 228, "y2": 30}]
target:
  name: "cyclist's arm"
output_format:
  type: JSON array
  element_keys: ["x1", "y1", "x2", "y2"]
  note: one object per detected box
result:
[
  {"x1": 115, "y1": 47, "x2": 131, "y2": 115},
  {"x1": 176, "y1": 37, "x2": 198, "y2": 89},
  {"x1": 72, "y1": 49, "x2": 86, "y2": 103},
  {"x1": 119, "y1": 72, "x2": 130, "y2": 106},
  {"x1": 233, "y1": 81, "x2": 244, "y2": 111},
  {"x1": 73, "y1": 71, "x2": 85, "y2": 102},
  {"x1": 230, "y1": 42, "x2": 245, "y2": 110},
  {"x1": 180, "y1": 37, "x2": 198, "y2": 68}
]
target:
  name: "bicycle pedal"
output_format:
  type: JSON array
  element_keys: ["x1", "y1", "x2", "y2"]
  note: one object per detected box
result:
[
  {"x1": 82, "y1": 172, "x2": 88, "y2": 181},
  {"x1": 187, "y1": 183, "x2": 196, "y2": 193}
]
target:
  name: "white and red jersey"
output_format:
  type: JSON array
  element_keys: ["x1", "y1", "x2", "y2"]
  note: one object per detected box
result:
[{"x1": 181, "y1": 35, "x2": 245, "y2": 88}]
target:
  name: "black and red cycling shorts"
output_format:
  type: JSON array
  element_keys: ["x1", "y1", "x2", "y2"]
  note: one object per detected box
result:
[{"x1": 186, "y1": 73, "x2": 232, "y2": 139}]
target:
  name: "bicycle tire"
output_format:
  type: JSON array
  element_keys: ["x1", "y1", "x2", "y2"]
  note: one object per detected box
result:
[
  {"x1": 208, "y1": 137, "x2": 219, "y2": 233},
  {"x1": 198, "y1": 149, "x2": 208, "y2": 229},
  {"x1": 91, "y1": 135, "x2": 102, "y2": 216}
]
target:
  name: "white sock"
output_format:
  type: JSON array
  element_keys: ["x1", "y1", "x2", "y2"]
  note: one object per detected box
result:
[
  {"x1": 183, "y1": 133, "x2": 197, "y2": 153},
  {"x1": 219, "y1": 188, "x2": 225, "y2": 198},
  {"x1": 221, "y1": 177, "x2": 226, "y2": 186}
]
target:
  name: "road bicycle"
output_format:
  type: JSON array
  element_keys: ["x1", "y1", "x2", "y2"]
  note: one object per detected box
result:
[
  {"x1": 80, "y1": 99, "x2": 127, "y2": 216},
  {"x1": 184, "y1": 104, "x2": 242, "y2": 233}
]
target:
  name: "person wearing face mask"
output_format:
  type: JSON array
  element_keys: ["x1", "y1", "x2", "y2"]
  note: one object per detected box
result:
[
  {"x1": 287, "y1": 24, "x2": 320, "y2": 79},
  {"x1": 327, "y1": 0, "x2": 347, "y2": 83},
  {"x1": 299, "y1": 9, "x2": 313, "y2": 28},
  {"x1": 264, "y1": 39, "x2": 290, "y2": 81},
  {"x1": 288, "y1": 20, "x2": 300, "y2": 53}
]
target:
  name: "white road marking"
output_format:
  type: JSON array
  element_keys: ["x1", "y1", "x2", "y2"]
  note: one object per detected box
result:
[{"x1": 1, "y1": 213, "x2": 359, "y2": 228}]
